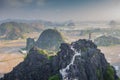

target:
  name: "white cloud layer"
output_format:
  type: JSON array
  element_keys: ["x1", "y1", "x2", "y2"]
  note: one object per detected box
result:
[{"x1": 1, "y1": 0, "x2": 120, "y2": 21}]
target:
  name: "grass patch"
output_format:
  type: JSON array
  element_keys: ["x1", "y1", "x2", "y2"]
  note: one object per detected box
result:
[
  {"x1": 38, "y1": 49, "x2": 56, "y2": 60},
  {"x1": 103, "y1": 65, "x2": 115, "y2": 80},
  {"x1": 48, "y1": 74, "x2": 60, "y2": 80},
  {"x1": 96, "y1": 69, "x2": 101, "y2": 80}
]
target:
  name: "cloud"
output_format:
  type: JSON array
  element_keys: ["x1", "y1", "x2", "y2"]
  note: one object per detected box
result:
[
  {"x1": 1, "y1": 0, "x2": 120, "y2": 21},
  {"x1": 1, "y1": 0, "x2": 46, "y2": 8}
]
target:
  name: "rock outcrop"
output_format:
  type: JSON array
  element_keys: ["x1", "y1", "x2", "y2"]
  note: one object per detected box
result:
[
  {"x1": 35, "y1": 29, "x2": 65, "y2": 51},
  {"x1": 26, "y1": 38, "x2": 35, "y2": 51},
  {"x1": 1, "y1": 39, "x2": 119, "y2": 80}
]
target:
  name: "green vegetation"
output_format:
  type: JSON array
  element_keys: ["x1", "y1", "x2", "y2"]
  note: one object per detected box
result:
[
  {"x1": 38, "y1": 49, "x2": 55, "y2": 60},
  {"x1": 48, "y1": 74, "x2": 60, "y2": 80},
  {"x1": 81, "y1": 47, "x2": 88, "y2": 52},
  {"x1": 117, "y1": 78, "x2": 120, "y2": 80},
  {"x1": 103, "y1": 65, "x2": 115, "y2": 80},
  {"x1": 23, "y1": 54, "x2": 27, "y2": 60},
  {"x1": 96, "y1": 64, "x2": 120, "y2": 80},
  {"x1": 38, "y1": 49, "x2": 48, "y2": 55},
  {"x1": 96, "y1": 69, "x2": 101, "y2": 80}
]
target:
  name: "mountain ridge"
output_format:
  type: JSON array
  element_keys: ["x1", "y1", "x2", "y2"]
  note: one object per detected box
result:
[{"x1": 1, "y1": 39, "x2": 119, "y2": 80}]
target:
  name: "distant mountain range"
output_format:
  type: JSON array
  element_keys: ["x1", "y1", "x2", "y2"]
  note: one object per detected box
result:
[
  {"x1": 0, "y1": 21, "x2": 44, "y2": 40},
  {"x1": 0, "y1": 19, "x2": 76, "y2": 40},
  {"x1": 0, "y1": 19, "x2": 75, "y2": 27},
  {"x1": 94, "y1": 35, "x2": 120, "y2": 46}
]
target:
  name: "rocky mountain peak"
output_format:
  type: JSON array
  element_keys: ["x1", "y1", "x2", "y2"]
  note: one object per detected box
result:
[{"x1": 1, "y1": 39, "x2": 119, "y2": 80}]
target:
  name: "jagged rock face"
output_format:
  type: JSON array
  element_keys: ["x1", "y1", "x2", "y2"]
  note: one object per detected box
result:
[
  {"x1": 35, "y1": 29, "x2": 64, "y2": 51},
  {"x1": 1, "y1": 47, "x2": 53, "y2": 80},
  {"x1": 1, "y1": 39, "x2": 119, "y2": 80},
  {"x1": 56, "y1": 40, "x2": 108, "y2": 80}
]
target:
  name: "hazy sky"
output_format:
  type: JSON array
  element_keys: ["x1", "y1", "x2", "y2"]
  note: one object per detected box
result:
[{"x1": 0, "y1": 0, "x2": 120, "y2": 22}]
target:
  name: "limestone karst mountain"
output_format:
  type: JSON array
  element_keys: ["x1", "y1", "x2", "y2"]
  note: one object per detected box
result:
[
  {"x1": 94, "y1": 35, "x2": 120, "y2": 46},
  {"x1": 0, "y1": 22, "x2": 26, "y2": 40},
  {"x1": 35, "y1": 29, "x2": 65, "y2": 51},
  {"x1": 1, "y1": 39, "x2": 119, "y2": 80},
  {"x1": 0, "y1": 21, "x2": 43, "y2": 40}
]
